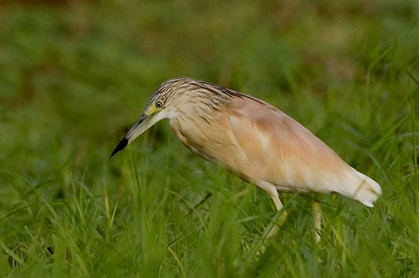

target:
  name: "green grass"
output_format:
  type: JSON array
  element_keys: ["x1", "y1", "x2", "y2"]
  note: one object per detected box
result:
[{"x1": 0, "y1": 0, "x2": 418, "y2": 277}]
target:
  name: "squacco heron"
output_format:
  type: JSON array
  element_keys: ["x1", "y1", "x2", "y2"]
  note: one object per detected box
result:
[{"x1": 111, "y1": 77, "x2": 381, "y2": 241}]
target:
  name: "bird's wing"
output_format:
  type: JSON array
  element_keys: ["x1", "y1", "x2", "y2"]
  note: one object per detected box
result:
[
  {"x1": 225, "y1": 95, "x2": 348, "y2": 192},
  {"x1": 225, "y1": 95, "x2": 381, "y2": 206}
]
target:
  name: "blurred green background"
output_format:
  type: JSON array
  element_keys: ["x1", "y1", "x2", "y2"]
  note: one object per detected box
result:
[{"x1": 0, "y1": 0, "x2": 418, "y2": 277}]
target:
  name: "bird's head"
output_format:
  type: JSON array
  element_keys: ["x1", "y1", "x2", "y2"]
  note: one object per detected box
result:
[
  {"x1": 110, "y1": 77, "x2": 189, "y2": 158},
  {"x1": 110, "y1": 77, "x2": 236, "y2": 158}
]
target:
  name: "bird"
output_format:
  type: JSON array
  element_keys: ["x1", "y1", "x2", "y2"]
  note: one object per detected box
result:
[{"x1": 110, "y1": 76, "x2": 382, "y2": 242}]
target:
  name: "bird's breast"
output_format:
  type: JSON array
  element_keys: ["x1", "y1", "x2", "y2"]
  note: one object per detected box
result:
[{"x1": 169, "y1": 113, "x2": 250, "y2": 172}]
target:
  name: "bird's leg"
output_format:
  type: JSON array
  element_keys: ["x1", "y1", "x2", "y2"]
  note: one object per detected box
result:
[
  {"x1": 312, "y1": 201, "x2": 322, "y2": 243},
  {"x1": 245, "y1": 182, "x2": 287, "y2": 262},
  {"x1": 266, "y1": 195, "x2": 288, "y2": 238},
  {"x1": 256, "y1": 181, "x2": 287, "y2": 238}
]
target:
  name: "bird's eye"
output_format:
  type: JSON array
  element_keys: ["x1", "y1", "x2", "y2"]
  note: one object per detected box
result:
[{"x1": 155, "y1": 101, "x2": 164, "y2": 109}]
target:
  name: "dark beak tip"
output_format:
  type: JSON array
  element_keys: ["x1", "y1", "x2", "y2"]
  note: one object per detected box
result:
[{"x1": 110, "y1": 137, "x2": 128, "y2": 159}]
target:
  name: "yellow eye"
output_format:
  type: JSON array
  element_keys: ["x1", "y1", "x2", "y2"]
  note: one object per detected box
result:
[{"x1": 155, "y1": 101, "x2": 164, "y2": 109}]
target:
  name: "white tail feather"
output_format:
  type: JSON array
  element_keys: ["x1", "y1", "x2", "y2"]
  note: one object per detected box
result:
[{"x1": 340, "y1": 169, "x2": 382, "y2": 207}]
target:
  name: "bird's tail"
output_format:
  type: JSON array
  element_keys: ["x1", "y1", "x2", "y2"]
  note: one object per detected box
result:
[{"x1": 340, "y1": 169, "x2": 382, "y2": 207}]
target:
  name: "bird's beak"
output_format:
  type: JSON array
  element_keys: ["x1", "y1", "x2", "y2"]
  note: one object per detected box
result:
[{"x1": 110, "y1": 113, "x2": 153, "y2": 158}]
